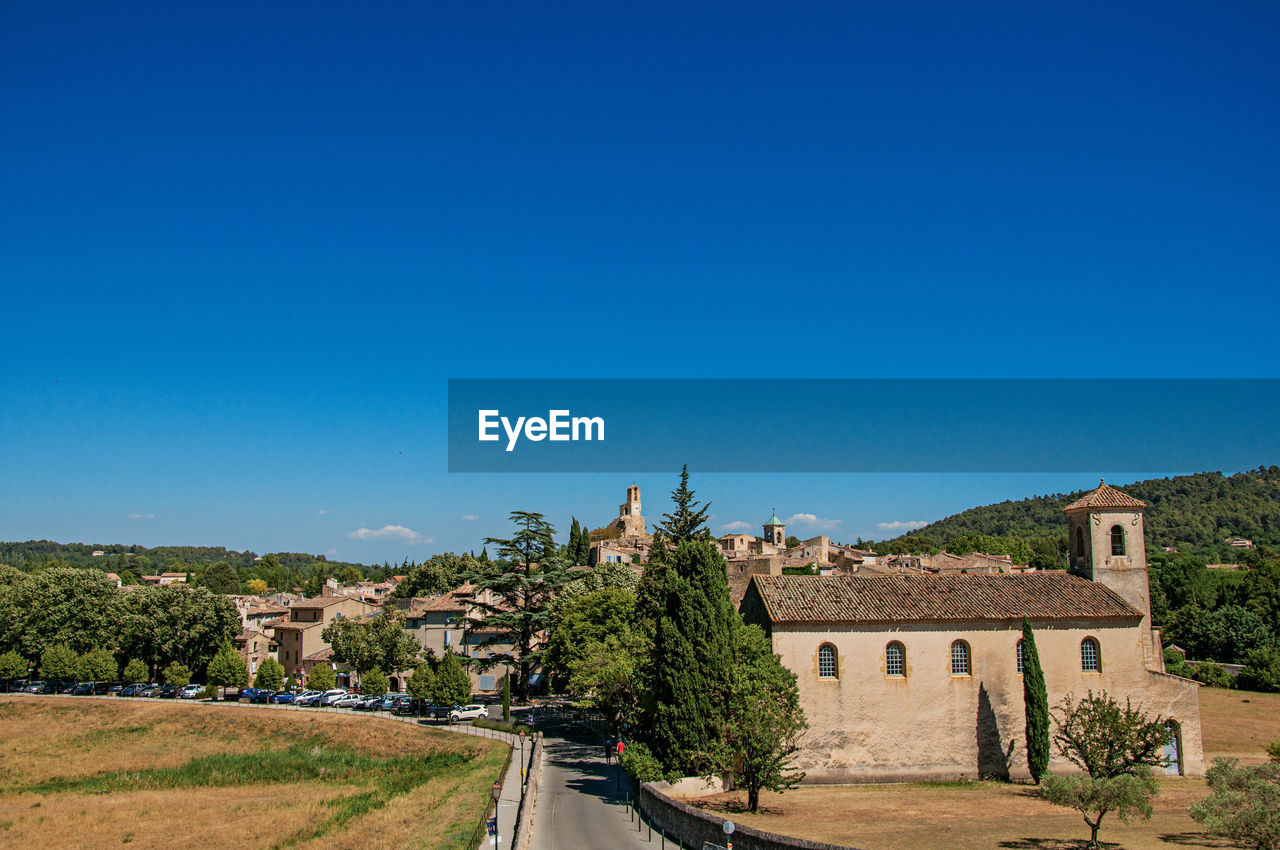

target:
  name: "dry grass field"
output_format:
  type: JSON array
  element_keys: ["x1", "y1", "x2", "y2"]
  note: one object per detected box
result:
[
  {"x1": 694, "y1": 687, "x2": 1280, "y2": 850},
  {"x1": 0, "y1": 696, "x2": 508, "y2": 849}
]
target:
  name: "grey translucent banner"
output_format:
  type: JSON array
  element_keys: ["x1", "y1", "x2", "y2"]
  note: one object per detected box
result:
[{"x1": 447, "y1": 379, "x2": 1280, "y2": 473}]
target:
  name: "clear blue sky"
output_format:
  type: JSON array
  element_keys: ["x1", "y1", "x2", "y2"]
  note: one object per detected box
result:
[{"x1": 2, "y1": 2, "x2": 1277, "y2": 564}]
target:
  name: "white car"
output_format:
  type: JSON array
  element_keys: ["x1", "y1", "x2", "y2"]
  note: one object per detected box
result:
[
  {"x1": 331, "y1": 692, "x2": 362, "y2": 708},
  {"x1": 318, "y1": 689, "x2": 348, "y2": 706},
  {"x1": 450, "y1": 704, "x2": 488, "y2": 723},
  {"x1": 180, "y1": 684, "x2": 204, "y2": 699}
]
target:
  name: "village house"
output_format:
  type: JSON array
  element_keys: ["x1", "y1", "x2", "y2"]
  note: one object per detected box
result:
[
  {"x1": 233, "y1": 628, "x2": 278, "y2": 679},
  {"x1": 741, "y1": 481, "x2": 1204, "y2": 783},
  {"x1": 266, "y1": 595, "x2": 378, "y2": 681},
  {"x1": 391, "y1": 583, "x2": 518, "y2": 696}
]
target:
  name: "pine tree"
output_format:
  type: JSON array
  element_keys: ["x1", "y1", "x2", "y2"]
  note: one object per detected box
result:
[
  {"x1": 1022, "y1": 617, "x2": 1051, "y2": 783},
  {"x1": 432, "y1": 650, "x2": 472, "y2": 706},
  {"x1": 473, "y1": 511, "x2": 573, "y2": 701},
  {"x1": 658, "y1": 465, "x2": 711, "y2": 543}
]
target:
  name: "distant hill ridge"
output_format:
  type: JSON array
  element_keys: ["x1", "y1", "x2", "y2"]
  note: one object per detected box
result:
[{"x1": 884, "y1": 467, "x2": 1280, "y2": 560}]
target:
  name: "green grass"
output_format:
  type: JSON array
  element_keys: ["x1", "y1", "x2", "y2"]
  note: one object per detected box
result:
[{"x1": 16, "y1": 743, "x2": 467, "y2": 795}]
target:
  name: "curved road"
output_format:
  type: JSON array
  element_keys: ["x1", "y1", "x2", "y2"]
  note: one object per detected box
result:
[{"x1": 528, "y1": 716, "x2": 654, "y2": 850}]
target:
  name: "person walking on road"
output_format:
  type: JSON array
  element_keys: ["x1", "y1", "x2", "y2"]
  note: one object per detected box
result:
[{"x1": 604, "y1": 736, "x2": 613, "y2": 763}]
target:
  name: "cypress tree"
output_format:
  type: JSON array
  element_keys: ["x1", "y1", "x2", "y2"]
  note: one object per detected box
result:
[{"x1": 1022, "y1": 617, "x2": 1051, "y2": 783}]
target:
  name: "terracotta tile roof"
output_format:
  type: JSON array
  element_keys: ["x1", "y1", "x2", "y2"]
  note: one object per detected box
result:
[
  {"x1": 1063, "y1": 480, "x2": 1146, "y2": 512},
  {"x1": 290, "y1": 596, "x2": 352, "y2": 610},
  {"x1": 303, "y1": 648, "x2": 335, "y2": 662},
  {"x1": 269, "y1": 619, "x2": 325, "y2": 631},
  {"x1": 749, "y1": 573, "x2": 1140, "y2": 625}
]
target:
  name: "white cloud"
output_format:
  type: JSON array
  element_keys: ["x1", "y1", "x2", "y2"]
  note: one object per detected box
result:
[
  {"x1": 720, "y1": 521, "x2": 753, "y2": 533},
  {"x1": 786, "y1": 513, "x2": 843, "y2": 531},
  {"x1": 317, "y1": 509, "x2": 329, "y2": 515},
  {"x1": 128, "y1": 513, "x2": 155, "y2": 520},
  {"x1": 461, "y1": 514, "x2": 479, "y2": 521},
  {"x1": 346, "y1": 525, "x2": 432, "y2": 544},
  {"x1": 325, "y1": 549, "x2": 339, "y2": 558},
  {"x1": 876, "y1": 520, "x2": 930, "y2": 532}
]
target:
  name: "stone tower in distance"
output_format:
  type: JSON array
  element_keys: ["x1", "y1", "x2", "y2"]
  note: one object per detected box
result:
[
  {"x1": 1065, "y1": 480, "x2": 1159, "y2": 665},
  {"x1": 764, "y1": 510, "x2": 786, "y2": 547},
  {"x1": 616, "y1": 485, "x2": 647, "y2": 537}
]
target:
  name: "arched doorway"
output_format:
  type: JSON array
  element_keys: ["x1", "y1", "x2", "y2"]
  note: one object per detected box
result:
[{"x1": 1164, "y1": 720, "x2": 1183, "y2": 776}]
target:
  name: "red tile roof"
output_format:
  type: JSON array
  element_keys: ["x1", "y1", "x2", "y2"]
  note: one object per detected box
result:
[
  {"x1": 1063, "y1": 480, "x2": 1147, "y2": 512},
  {"x1": 749, "y1": 572, "x2": 1140, "y2": 625}
]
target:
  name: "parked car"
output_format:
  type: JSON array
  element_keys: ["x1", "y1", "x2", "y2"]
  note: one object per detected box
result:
[
  {"x1": 72, "y1": 681, "x2": 96, "y2": 695},
  {"x1": 180, "y1": 683, "x2": 204, "y2": 699},
  {"x1": 56, "y1": 681, "x2": 77, "y2": 694},
  {"x1": 249, "y1": 689, "x2": 277, "y2": 704},
  {"x1": 270, "y1": 691, "x2": 299, "y2": 704},
  {"x1": 23, "y1": 681, "x2": 49, "y2": 694},
  {"x1": 331, "y1": 692, "x2": 362, "y2": 708},
  {"x1": 139, "y1": 684, "x2": 161, "y2": 697},
  {"x1": 450, "y1": 704, "x2": 488, "y2": 723},
  {"x1": 119, "y1": 682, "x2": 148, "y2": 697},
  {"x1": 318, "y1": 689, "x2": 348, "y2": 706},
  {"x1": 293, "y1": 690, "x2": 324, "y2": 706},
  {"x1": 107, "y1": 683, "x2": 123, "y2": 695}
]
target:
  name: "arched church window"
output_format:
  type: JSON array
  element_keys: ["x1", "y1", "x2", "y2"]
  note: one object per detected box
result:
[
  {"x1": 950, "y1": 640, "x2": 971, "y2": 676},
  {"x1": 818, "y1": 644, "x2": 838, "y2": 679},
  {"x1": 1110, "y1": 525, "x2": 1126, "y2": 556},
  {"x1": 1081, "y1": 637, "x2": 1101, "y2": 672},
  {"x1": 1075, "y1": 527, "x2": 1086, "y2": 561},
  {"x1": 885, "y1": 642, "x2": 905, "y2": 677}
]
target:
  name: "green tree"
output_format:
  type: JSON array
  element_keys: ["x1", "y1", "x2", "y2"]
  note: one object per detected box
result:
[
  {"x1": 78, "y1": 646, "x2": 118, "y2": 682},
  {"x1": 1021, "y1": 618, "x2": 1051, "y2": 783},
  {"x1": 162, "y1": 661, "x2": 191, "y2": 687},
  {"x1": 393, "y1": 553, "x2": 477, "y2": 598},
  {"x1": 40, "y1": 642, "x2": 79, "y2": 682},
  {"x1": 338, "y1": 566, "x2": 362, "y2": 584},
  {"x1": 119, "y1": 584, "x2": 240, "y2": 679},
  {"x1": 123, "y1": 657, "x2": 149, "y2": 683},
  {"x1": 284, "y1": 673, "x2": 298, "y2": 691},
  {"x1": 0, "y1": 649, "x2": 29, "y2": 681},
  {"x1": 657, "y1": 464, "x2": 711, "y2": 543},
  {"x1": 431, "y1": 650, "x2": 471, "y2": 706},
  {"x1": 407, "y1": 662, "x2": 437, "y2": 702},
  {"x1": 197, "y1": 561, "x2": 241, "y2": 595},
  {"x1": 721, "y1": 625, "x2": 807, "y2": 812},
  {"x1": 322, "y1": 607, "x2": 420, "y2": 675},
  {"x1": 643, "y1": 537, "x2": 739, "y2": 775},
  {"x1": 472, "y1": 511, "x2": 574, "y2": 701},
  {"x1": 1041, "y1": 771, "x2": 1160, "y2": 849},
  {"x1": 1239, "y1": 646, "x2": 1280, "y2": 693},
  {"x1": 1189, "y1": 758, "x2": 1280, "y2": 850},
  {"x1": 254, "y1": 657, "x2": 285, "y2": 690},
  {"x1": 206, "y1": 638, "x2": 249, "y2": 689},
  {"x1": 6, "y1": 567, "x2": 122, "y2": 658},
  {"x1": 360, "y1": 667, "x2": 389, "y2": 696},
  {"x1": 1052, "y1": 691, "x2": 1174, "y2": 778},
  {"x1": 308, "y1": 663, "x2": 336, "y2": 691}
]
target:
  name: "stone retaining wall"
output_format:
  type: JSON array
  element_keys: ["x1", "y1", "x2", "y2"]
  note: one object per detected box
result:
[{"x1": 637, "y1": 782, "x2": 861, "y2": 850}]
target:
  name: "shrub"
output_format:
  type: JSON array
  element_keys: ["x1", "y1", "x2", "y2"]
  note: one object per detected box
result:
[
  {"x1": 1189, "y1": 758, "x2": 1280, "y2": 850},
  {"x1": 122, "y1": 658, "x2": 149, "y2": 684},
  {"x1": 161, "y1": 661, "x2": 191, "y2": 687},
  {"x1": 619, "y1": 741, "x2": 670, "y2": 783},
  {"x1": 1238, "y1": 647, "x2": 1280, "y2": 693},
  {"x1": 308, "y1": 664, "x2": 336, "y2": 691},
  {"x1": 359, "y1": 668, "x2": 388, "y2": 696},
  {"x1": 1192, "y1": 662, "x2": 1235, "y2": 689}
]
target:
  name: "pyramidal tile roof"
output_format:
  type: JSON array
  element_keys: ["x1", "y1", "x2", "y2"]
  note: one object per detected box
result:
[
  {"x1": 749, "y1": 572, "x2": 1140, "y2": 624},
  {"x1": 1063, "y1": 480, "x2": 1147, "y2": 512}
]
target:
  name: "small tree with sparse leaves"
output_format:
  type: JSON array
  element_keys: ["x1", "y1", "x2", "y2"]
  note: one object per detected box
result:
[{"x1": 1039, "y1": 691, "x2": 1172, "y2": 848}]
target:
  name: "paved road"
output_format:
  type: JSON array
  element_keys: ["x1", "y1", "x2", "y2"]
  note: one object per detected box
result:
[{"x1": 528, "y1": 716, "x2": 654, "y2": 850}]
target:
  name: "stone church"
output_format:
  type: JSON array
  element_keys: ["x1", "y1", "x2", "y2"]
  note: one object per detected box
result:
[{"x1": 740, "y1": 480, "x2": 1204, "y2": 783}]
